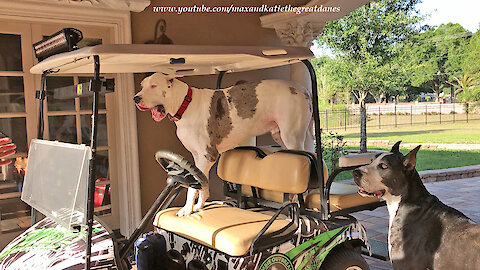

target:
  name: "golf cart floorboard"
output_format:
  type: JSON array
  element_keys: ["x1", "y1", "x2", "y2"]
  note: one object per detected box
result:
[{"x1": 362, "y1": 239, "x2": 389, "y2": 261}]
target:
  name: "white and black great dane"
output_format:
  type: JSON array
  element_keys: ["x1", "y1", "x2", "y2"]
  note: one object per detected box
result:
[{"x1": 134, "y1": 73, "x2": 314, "y2": 216}]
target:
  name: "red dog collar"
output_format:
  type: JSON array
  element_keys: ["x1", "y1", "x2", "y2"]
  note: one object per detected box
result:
[{"x1": 168, "y1": 87, "x2": 192, "y2": 121}]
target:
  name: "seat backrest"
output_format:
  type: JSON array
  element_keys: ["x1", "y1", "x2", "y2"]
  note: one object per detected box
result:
[{"x1": 217, "y1": 147, "x2": 328, "y2": 203}]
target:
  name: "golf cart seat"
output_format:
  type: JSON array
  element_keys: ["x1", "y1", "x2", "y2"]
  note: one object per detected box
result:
[
  {"x1": 305, "y1": 183, "x2": 379, "y2": 212},
  {"x1": 338, "y1": 152, "x2": 382, "y2": 167},
  {"x1": 304, "y1": 151, "x2": 385, "y2": 212},
  {"x1": 153, "y1": 147, "x2": 380, "y2": 256},
  {"x1": 305, "y1": 152, "x2": 382, "y2": 212},
  {"x1": 153, "y1": 148, "x2": 307, "y2": 256},
  {"x1": 222, "y1": 147, "x2": 380, "y2": 213},
  {"x1": 153, "y1": 203, "x2": 292, "y2": 256}
]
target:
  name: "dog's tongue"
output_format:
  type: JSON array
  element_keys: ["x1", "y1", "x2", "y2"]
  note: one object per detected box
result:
[
  {"x1": 373, "y1": 190, "x2": 383, "y2": 198},
  {"x1": 151, "y1": 106, "x2": 166, "y2": 122},
  {"x1": 358, "y1": 187, "x2": 384, "y2": 198}
]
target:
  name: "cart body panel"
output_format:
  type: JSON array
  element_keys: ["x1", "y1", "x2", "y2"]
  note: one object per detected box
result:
[
  {"x1": 0, "y1": 217, "x2": 115, "y2": 269},
  {"x1": 156, "y1": 217, "x2": 369, "y2": 269}
]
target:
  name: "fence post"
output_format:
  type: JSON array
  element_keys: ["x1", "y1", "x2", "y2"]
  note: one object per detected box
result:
[
  {"x1": 394, "y1": 103, "x2": 397, "y2": 127},
  {"x1": 344, "y1": 109, "x2": 347, "y2": 131},
  {"x1": 378, "y1": 106, "x2": 381, "y2": 129},
  {"x1": 410, "y1": 104, "x2": 413, "y2": 125},
  {"x1": 439, "y1": 103, "x2": 442, "y2": 124},
  {"x1": 466, "y1": 103, "x2": 469, "y2": 123},
  {"x1": 425, "y1": 104, "x2": 428, "y2": 125},
  {"x1": 453, "y1": 102, "x2": 455, "y2": 123}
]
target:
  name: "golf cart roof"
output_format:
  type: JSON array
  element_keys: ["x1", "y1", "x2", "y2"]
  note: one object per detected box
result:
[{"x1": 30, "y1": 44, "x2": 314, "y2": 76}]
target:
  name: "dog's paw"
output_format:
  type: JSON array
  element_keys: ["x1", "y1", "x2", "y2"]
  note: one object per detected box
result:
[
  {"x1": 192, "y1": 203, "x2": 203, "y2": 213},
  {"x1": 176, "y1": 205, "x2": 194, "y2": 217}
]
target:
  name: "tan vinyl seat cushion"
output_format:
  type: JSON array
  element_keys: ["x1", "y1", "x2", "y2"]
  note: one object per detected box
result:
[
  {"x1": 338, "y1": 151, "x2": 387, "y2": 167},
  {"x1": 154, "y1": 203, "x2": 290, "y2": 256},
  {"x1": 217, "y1": 149, "x2": 311, "y2": 194},
  {"x1": 305, "y1": 182, "x2": 380, "y2": 211}
]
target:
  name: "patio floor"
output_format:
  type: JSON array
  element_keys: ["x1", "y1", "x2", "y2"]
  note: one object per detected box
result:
[{"x1": 351, "y1": 176, "x2": 480, "y2": 270}]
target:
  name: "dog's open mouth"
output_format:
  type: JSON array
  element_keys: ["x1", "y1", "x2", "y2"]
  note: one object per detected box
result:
[
  {"x1": 135, "y1": 103, "x2": 151, "y2": 111},
  {"x1": 135, "y1": 103, "x2": 166, "y2": 121},
  {"x1": 358, "y1": 187, "x2": 385, "y2": 198},
  {"x1": 150, "y1": 105, "x2": 166, "y2": 122}
]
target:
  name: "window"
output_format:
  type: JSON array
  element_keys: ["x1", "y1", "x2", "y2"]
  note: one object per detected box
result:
[
  {"x1": 0, "y1": 21, "x2": 118, "y2": 234},
  {"x1": 0, "y1": 23, "x2": 33, "y2": 233}
]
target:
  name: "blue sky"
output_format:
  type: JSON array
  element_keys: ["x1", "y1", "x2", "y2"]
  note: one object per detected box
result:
[
  {"x1": 312, "y1": 0, "x2": 480, "y2": 56},
  {"x1": 418, "y1": 0, "x2": 480, "y2": 32}
]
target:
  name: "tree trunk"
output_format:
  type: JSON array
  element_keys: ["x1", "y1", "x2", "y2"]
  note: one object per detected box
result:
[
  {"x1": 433, "y1": 84, "x2": 441, "y2": 102},
  {"x1": 360, "y1": 98, "x2": 367, "y2": 153}
]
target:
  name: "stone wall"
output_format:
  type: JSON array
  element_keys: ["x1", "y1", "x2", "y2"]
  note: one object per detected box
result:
[{"x1": 420, "y1": 165, "x2": 480, "y2": 183}]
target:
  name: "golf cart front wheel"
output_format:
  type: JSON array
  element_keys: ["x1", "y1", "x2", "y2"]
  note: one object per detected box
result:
[{"x1": 320, "y1": 248, "x2": 369, "y2": 270}]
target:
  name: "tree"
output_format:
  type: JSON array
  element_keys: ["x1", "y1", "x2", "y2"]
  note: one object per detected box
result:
[
  {"x1": 312, "y1": 57, "x2": 341, "y2": 107},
  {"x1": 461, "y1": 28, "x2": 480, "y2": 79},
  {"x1": 457, "y1": 82, "x2": 480, "y2": 106},
  {"x1": 318, "y1": 0, "x2": 422, "y2": 152},
  {"x1": 458, "y1": 29, "x2": 480, "y2": 105},
  {"x1": 407, "y1": 23, "x2": 471, "y2": 101},
  {"x1": 374, "y1": 54, "x2": 410, "y2": 103},
  {"x1": 454, "y1": 74, "x2": 474, "y2": 93}
]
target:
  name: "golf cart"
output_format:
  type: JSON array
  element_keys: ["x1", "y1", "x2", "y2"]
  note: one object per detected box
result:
[{"x1": 0, "y1": 29, "x2": 388, "y2": 269}]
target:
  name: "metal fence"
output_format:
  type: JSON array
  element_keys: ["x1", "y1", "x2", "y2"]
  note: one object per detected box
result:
[{"x1": 319, "y1": 103, "x2": 480, "y2": 131}]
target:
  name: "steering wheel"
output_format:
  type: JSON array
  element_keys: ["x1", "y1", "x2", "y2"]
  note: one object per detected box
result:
[{"x1": 155, "y1": 150, "x2": 208, "y2": 190}]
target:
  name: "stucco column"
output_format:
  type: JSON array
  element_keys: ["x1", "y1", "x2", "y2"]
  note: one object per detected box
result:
[
  {"x1": 262, "y1": 19, "x2": 324, "y2": 93},
  {"x1": 260, "y1": 4, "x2": 326, "y2": 91},
  {"x1": 260, "y1": 0, "x2": 374, "y2": 98},
  {"x1": 290, "y1": 62, "x2": 311, "y2": 93}
]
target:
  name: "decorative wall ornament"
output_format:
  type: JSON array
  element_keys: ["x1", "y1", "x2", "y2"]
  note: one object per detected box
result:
[
  {"x1": 144, "y1": 19, "x2": 173, "y2": 77},
  {"x1": 145, "y1": 19, "x2": 174, "y2": 45},
  {"x1": 274, "y1": 21, "x2": 324, "y2": 47},
  {"x1": 260, "y1": 0, "x2": 370, "y2": 47},
  {"x1": 30, "y1": 0, "x2": 150, "y2": 12}
]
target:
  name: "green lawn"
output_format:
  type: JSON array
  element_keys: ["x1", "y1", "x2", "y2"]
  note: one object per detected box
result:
[
  {"x1": 339, "y1": 119, "x2": 480, "y2": 144},
  {"x1": 329, "y1": 147, "x2": 480, "y2": 181}
]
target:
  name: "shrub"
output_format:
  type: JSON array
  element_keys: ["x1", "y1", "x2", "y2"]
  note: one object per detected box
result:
[{"x1": 321, "y1": 131, "x2": 347, "y2": 171}]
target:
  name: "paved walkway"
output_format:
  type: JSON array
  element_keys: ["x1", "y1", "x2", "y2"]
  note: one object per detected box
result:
[{"x1": 352, "y1": 176, "x2": 480, "y2": 270}]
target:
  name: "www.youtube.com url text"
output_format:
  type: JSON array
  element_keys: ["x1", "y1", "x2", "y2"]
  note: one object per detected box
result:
[{"x1": 153, "y1": 4, "x2": 341, "y2": 15}]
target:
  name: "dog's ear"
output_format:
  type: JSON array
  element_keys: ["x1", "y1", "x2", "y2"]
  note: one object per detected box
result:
[
  {"x1": 165, "y1": 74, "x2": 175, "y2": 88},
  {"x1": 403, "y1": 145, "x2": 421, "y2": 171},
  {"x1": 164, "y1": 74, "x2": 184, "y2": 88},
  {"x1": 390, "y1": 141, "x2": 401, "y2": 153}
]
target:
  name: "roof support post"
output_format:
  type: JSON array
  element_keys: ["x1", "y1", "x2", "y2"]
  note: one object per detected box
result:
[
  {"x1": 86, "y1": 55, "x2": 101, "y2": 270},
  {"x1": 31, "y1": 70, "x2": 51, "y2": 225},
  {"x1": 216, "y1": 71, "x2": 226, "y2": 90},
  {"x1": 301, "y1": 59, "x2": 328, "y2": 220}
]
